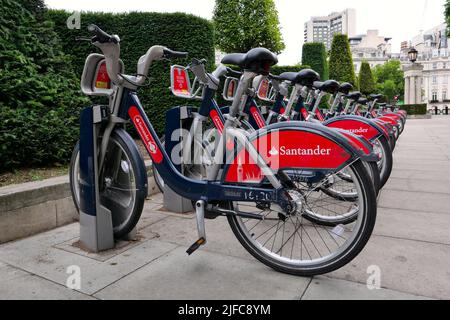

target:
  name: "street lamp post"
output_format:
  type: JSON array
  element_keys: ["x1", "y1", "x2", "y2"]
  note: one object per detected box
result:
[
  {"x1": 408, "y1": 47, "x2": 418, "y2": 63},
  {"x1": 403, "y1": 47, "x2": 423, "y2": 105}
]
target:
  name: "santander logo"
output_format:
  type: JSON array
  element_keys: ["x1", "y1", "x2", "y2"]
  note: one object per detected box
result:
[
  {"x1": 348, "y1": 127, "x2": 369, "y2": 134},
  {"x1": 269, "y1": 147, "x2": 279, "y2": 156},
  {"x1": 268, "y1": 145, "x2": 332, "y2": 157}
]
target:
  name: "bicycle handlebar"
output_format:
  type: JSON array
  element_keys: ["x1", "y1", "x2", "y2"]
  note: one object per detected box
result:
[
  {"x1": 88, "y1": 24, "x2": 119, "y2": 44},
  {"x1": 163, "y1": 48, "x2": 188, "y2": 60}
]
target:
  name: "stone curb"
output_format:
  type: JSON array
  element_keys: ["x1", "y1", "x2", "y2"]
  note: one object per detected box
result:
[{"x1": 0, "y1": 161, "x2": 159, "y2": 244}]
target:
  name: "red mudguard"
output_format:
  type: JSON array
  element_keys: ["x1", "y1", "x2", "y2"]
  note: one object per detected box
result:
[
  {"x1": 223, "y1": 124, "x2": 359, "y2": 184},
  {"x1": 324, "y1": 116, "x2": 385, "y2": 142}
]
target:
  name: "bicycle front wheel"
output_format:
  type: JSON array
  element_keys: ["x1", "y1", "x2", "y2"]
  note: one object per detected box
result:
[{"x1": 69, "y1": 129, "x2": 148, "y2": 239}]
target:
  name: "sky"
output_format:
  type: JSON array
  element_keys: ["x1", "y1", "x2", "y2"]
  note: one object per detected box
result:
[{"x1": 45, "y1": 0, "x2": 446, "y2": 65}]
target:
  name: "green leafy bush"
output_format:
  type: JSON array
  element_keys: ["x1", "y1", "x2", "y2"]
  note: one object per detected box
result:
[
  {"x1": 373, "y1": 60, "x2": 404, "y2": 102},
  {"x1": 329, "y1": 34, "x2": 356, "y2": 86},
  {"x1": 400, "y1": 104, "x2": 427, "y2": 115},
  {"x1": 47, "y1": 10, "x2": 215, "y2": 135},
  {"x1": 0, "y1": 0, "x2": 89, "y2": 171},
  {"x1": 302, "y1": 43, "x2": 328, "y2": 80},
  {"x1": 358, "y1": 61, "x2": 375, "y2": 95}
]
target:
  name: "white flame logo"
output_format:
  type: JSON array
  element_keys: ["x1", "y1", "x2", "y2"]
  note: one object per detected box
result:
[{"x1": 269, "y1": 147, "x2": 279, "y2": 156}]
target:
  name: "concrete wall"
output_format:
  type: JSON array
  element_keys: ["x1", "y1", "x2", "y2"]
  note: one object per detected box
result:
[{"x1": 0, "y1": 163, "x2": 159, "y2": 244}]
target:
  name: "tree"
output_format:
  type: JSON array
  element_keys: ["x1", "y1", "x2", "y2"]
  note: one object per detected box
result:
[
  {"x1": 358, "y1": 61, "x2": 375, "y2": 95},
  {"x1": 213, "y1": 0, "x2": 285, "y2": 54},
  {"x1": 373, "y1": 60, "x2": 404, "y2": 102},
  {"x1": 380, "y1": 80, "x2": 397, "y2": 102},
  {"x1": 18, "y1": 0, "x2": 46, "y2": 19},
  {"x1": 329, "y1": 34, "x2": 356, "y2": 86},
  {"x1": 302, "y1": 43, "x2": 328, "y2": 80}
]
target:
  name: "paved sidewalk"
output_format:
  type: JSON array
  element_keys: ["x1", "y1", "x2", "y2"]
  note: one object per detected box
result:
[{"x1": 1, "y1": 117, "x2": 449, "y2": 300}]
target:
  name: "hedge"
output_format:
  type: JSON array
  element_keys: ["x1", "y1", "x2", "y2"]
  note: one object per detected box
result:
[
  {"x1": 358, "y1": 61, "x2": 375, "y2": 95},
  {"x1": 47, "y1": 10, "x2": 215, "y2": 135},
  {"x1": 302, "y1": 43, "x2": 328, "y2": 80},
  {"x1": 400, "y1": 104, "x2": 427, "y2": 115},
  {"x1": 0, "y1": 0, "x2": 90, "y2": 171},
  {"x1": 329, "y1": 34, "x2": 356, "y2": 86}
]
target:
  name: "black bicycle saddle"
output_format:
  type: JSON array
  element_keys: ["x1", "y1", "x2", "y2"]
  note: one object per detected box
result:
[
  {"x1": 369, "y1": 94, "x2": 383, "y2": 101},
  {"x1": 339, "y1": 82, "x2": 353, "y2": 95},
  {"x1": 279, "y1": 69, "x2": 320, "y2": 87},
  {"x1": 347, "y1": 91, "x2": 362, "y2": 101},
  {"x1": 222, "y1": 48, "x2": 278, "y2": 74},
  {"x1": 313, "y1": 80, "x2": 340, "y2": 94}
]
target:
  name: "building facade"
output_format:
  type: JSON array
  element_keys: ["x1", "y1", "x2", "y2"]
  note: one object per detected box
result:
[
  {"x1": 401, "y1": 23, "x2": 450, "y2": 110},
  {"x1": 350, "y1": 30, "x2": 392, "y2": 74},
  {"x1": 304, "y1": 9, "x2": 356, "y2": 50}
]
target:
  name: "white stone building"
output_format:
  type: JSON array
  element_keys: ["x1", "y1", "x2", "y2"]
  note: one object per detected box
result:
[
  {"x1": 401, "y1": 23, "x2": 450, "y2": 110},
  {"x1": 304, "y1": 9, "x2": 356, "y2": 50},
  {"x1": 349, "y1": 30, "x2": 392, "y2": 74}
]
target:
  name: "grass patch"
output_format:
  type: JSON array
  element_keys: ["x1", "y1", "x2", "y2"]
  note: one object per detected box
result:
[{"x1": 0, "y1": 166, "x2": 69, "y2": 187}]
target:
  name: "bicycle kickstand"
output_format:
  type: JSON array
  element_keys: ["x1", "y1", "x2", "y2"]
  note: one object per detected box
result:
[{"x1": 186, "y1": 200, "x2": 207, "y2": 255}]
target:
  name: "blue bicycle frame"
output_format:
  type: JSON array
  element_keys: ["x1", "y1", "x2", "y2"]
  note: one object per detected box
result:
[{"x1": 119, "y1": 88, "x2": 280, "y2": 203}]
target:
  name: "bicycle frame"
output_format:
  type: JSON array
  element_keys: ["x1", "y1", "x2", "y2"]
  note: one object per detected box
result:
[{"x1": 120, "y1": 88, "x2": 280, "y2": 203}]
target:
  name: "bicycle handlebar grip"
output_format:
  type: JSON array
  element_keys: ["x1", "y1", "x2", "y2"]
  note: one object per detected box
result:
[
  {"x1": 88, "y1": 24, "x2": 118, "y2": 44},
  {"x1": 163, "y1": 48, "x2": 188, "y2": 59}
]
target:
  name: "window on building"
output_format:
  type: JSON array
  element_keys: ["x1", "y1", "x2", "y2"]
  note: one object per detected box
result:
[
  {"x1": 443, "y1": 62, "x2": 447, "y2": 69},
  {"x1": 433, "y1": 76, "x2": 438, "y2": 85},
  {"x1": 432, "y1": 91, "x2": 438, "y2": 101},
  {"x1": 433, "y1": 63, "x2": 438, "y2": 70},
  {"x1": 443, "y1": 90, "x2": 447, "y2": 101}
]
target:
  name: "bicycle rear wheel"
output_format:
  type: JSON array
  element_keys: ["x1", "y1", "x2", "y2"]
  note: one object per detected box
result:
[
  {"x1": 227, "y1": 160, "x2": 377, "y2": 276},
  {"x1": 69, "y1": 129, "x2": 148, "y2": 239}
]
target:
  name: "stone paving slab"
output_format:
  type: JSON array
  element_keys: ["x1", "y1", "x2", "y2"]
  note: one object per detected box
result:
[
  {"x1": 94, "y1": 247, "x2": 309, "y2": 300},
  {"x1": 383, "y1": 177, "x2": 450, "y2": 195},
  {"x1": 140, "y1": 213, "x2": 252, "y2": 261},
  {"x1": 0, "y1": 262, "x2": 94, "y2": 300},
  {"x1": 378, "y1": 189, "x2": 450, "y2": 214},
  {"x1": 0, "y1": 229, "x2": 178, "y2": 295},
  {"x1": 389, "y1": 169, "x2": 450, "y2": 183},
  {"x1": 328, "y1": 235, "x2": 450, "y2": 300},
  {"x1": 301, "y1": 276, "x2": 432, "y2": 300},
  {"x1": 374, "y1": 208, "x2": 450, "y2": 246}
]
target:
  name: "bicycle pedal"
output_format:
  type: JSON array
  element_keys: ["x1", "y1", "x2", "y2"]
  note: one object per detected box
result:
[{"x1": 186, "y1": 238, "x2": 206, "y2": 255}]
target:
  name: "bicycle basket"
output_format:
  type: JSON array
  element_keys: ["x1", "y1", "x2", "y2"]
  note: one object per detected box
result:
[
  {"x1": 256, "y1": 77, "x2": 276, "y2": 103},
  {"x1": 222, "y1": 77, "x2": 239, "y2": 102},
  {"x1": 81, "y1": 53, "x2": 124, "y2": 96}
]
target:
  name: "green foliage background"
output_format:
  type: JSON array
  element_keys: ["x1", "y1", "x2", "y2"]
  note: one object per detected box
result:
[
  {"x1": 373, "y1": 60, "x2": 404, "y2": 102},
  {"x1": 0, "y1": 0, "x2": 90, "y2": 171},
  {"x1": 48, "y1": 10, "x2": 216, "y2": 136},
  {"x1": 358, "y1": 61, "x2": 375, "y2": 95},
  {"x1": 301, "y1": 43, "x2": 328, "y2": 80},
  {"x1": 329, "y1": 34, "x2": 356, "y2": 86},
  {"x1": 400, "y1": 104, "x2": 427, "y2": 115},
  {"x1": 213, "y1": 0, "x2": 285, "y2": 54}
]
